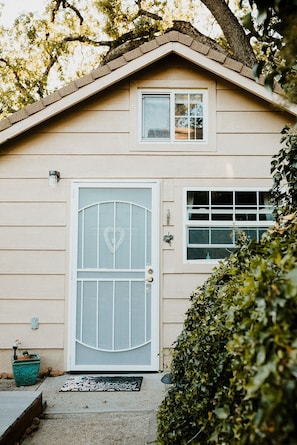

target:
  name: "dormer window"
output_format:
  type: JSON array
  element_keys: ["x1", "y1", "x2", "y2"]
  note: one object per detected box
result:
[{"x1": 141, "y1": 91, "x2": 207, "y2": 143}]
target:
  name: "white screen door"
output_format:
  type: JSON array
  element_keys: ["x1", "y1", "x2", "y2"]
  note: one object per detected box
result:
[{"x1": 69, "y1": 182, "x2": 159, "y2": 371}]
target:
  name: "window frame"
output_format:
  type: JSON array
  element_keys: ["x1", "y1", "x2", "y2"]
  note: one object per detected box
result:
[
  {"x1": 184, "y1": 187, "x2": 274, "y2": 263},
  {"x1": 139, "y1": 89, "x2": 208, "y2": 144},
  {"x1": 129, "y1": 79, "x2": 216, "y2": 152}
]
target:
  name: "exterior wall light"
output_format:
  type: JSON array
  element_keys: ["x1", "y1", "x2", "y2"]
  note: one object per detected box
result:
[{"x1": 49, "y1": 170, "x2": 60, "y2": 188}]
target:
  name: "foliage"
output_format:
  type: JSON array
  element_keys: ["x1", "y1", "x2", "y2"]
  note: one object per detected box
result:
[
  {"x1": 241, "y1": 0, "x2": 297, "y2": 102},
  {"x1": 271, "y1": 125, "x2": 297, "y2": 221},
  {"x1": 157, "y1": 131, "x2": 297, "y2": 444},
  {"x1": 157, "y1": 217, "x2": 297, "y2": 444},
  {"x1": 0, "y1": 2, "x2": 104, "y2": 116}
]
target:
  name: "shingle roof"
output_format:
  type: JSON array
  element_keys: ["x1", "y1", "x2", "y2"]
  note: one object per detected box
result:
[{"x1": 0, "y1": 29, "x2": 295, "y2": 145}]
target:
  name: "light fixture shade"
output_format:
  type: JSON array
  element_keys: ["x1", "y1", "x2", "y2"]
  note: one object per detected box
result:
[{"x1": 49, "y1": 170, "x2": 60, "y2": 188}]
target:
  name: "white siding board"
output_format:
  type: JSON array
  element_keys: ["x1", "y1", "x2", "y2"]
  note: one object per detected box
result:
[
  {"x1": 0, "y1": 179, "x2": 68, "y2": 201},
  {"x1": 163, "y1": 299, "x2": 191, "y2": 323},
  {"x1": 162, "y1": 180, "x2": 175, "y2": 201},
  {"x1": 0, "y1": 251, "x2": 65, "y2": 274},
  {"x1": 0, "y1": 300, "x2": 64, "y2": 323},
  {"x1": 42, "y1": 110, "x2": 129, "y2": 133},
  {"x1": 163, "y1": 273, "x2": 208, "y2": 299},
  {"x1": 81, "y1": 88, "x2": 129, "y2": 111},
  {"x1": 217, "y1": 89, "x2": 269, "y2": 112},
  {"x1": 0, "y1": 275, "x2": 64, "y2": 299},
  {"x1": 217, "y1": 111, "x2": 287, "y2": 133},
  {"x1": 0, "y1": 227, "x2": 65, "y2": 250},
  {"x1": 0, "y1": 203, "x2": 66, "y2": 226},
  {"x1": 163, "y1": 323, "x2": 183, "y2": 348},
  {"x1": 9, "y1": 133, "x2": 130, "y2": 154},
  {"x1": 217, "y1": 133, "x2": 285, "y2": 155},
  {"x1": 0, "y1": 324, "x2": 64, "y2": 349},
  {"x1": 0, "y1": 155, "x2": 273, "y2": 179}
]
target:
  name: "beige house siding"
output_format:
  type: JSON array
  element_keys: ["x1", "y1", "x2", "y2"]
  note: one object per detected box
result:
[{"x1": 0, "y1": 54, "x2": 295, "y2": 372}]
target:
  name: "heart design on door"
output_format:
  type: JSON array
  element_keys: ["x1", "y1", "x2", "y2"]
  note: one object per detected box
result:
[{"x1": 104, "y1": 227, "x2": 125, "y2": 253}]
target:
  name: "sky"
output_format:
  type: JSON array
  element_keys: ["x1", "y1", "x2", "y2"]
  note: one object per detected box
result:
[{"x1": 0, "y1": 0, "x2": 47, "y2": 25}]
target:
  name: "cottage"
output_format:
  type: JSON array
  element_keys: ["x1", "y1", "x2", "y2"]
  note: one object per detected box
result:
[{"x1": 0, "y1": 30, "x2": 296, "y2": 373}]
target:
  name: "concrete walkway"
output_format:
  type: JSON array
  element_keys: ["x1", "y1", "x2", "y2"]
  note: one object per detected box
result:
[{"x1": 22, "y1": 373, "x2": 167, "y2": 445}]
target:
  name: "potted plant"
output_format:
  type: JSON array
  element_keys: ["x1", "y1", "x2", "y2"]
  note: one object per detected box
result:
[{"x1": 12, "y1": 340, "x2": 40, "y2": 386}]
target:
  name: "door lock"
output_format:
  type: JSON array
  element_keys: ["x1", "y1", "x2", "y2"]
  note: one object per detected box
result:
[{"x1": 147, "y1": 268, "x2": 154, "y2": 274}]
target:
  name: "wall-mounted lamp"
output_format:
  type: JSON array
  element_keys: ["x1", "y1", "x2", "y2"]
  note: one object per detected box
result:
[{"x1": 49, "y1": 170, "x2": 60, "y2": 188}]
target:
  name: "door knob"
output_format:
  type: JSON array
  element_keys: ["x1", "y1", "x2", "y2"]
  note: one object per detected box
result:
[{"x1": 146, "y1": 276, "x2": 154, "y2": 283}]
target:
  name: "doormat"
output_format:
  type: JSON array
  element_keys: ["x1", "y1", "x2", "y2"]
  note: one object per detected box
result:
[{"x1": 59, "y1": 375, "x2": 143, "y2": 392}]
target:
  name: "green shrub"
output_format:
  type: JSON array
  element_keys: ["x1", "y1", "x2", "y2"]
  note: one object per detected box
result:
[
  {"x1": 157, "y1": 126, "x2": 297, "y2": 444},
  {"x1": 157, "y1": 217, "x2": 297, "y2": 444}
]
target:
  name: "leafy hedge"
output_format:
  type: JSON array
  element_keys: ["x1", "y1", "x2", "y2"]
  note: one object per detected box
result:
[{"x1": 157, "y1": 127, "x2": 297, "y2": 444}]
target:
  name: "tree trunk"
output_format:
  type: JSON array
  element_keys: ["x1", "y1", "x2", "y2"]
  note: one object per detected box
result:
[{"x1": 200, "y1": 0, "x2": 257, "y2": 67}]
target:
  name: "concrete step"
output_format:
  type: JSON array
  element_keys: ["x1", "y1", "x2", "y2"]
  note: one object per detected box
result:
[{"x1": 0, "y1": 391, "x2": 43, "y2": 445}]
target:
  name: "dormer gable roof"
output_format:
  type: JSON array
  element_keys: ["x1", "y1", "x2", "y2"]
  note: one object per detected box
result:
[{"x1": 1, "y1": 29, "x2": 296, "y2": 145}]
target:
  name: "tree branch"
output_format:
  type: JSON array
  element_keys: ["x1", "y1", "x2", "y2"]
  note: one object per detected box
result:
[
  {"x1": 134, "y1": 0, "x2": 163, "y2": 21},
  {"x1": 200, "y1": 0, "x2": 256, "y2": 67},
  {"x1": 62, "y1": 35, "x2": 113, "y2": 47},
  {"x1": 169, "y1": 21, "x2": 229, "y2": 55},
  {"x1": 137, "y1": 8, "x2": 163, "y2": 21},
  {"x1": 51, "y1": 0, "x2": 84, "y2": 25}
]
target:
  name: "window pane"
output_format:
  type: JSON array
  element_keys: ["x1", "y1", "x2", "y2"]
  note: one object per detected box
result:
[
  {"x1": 235, "y1": 212, "x2": 257, "y2": 221},
  {"x1": 212, "y1": 212, "x2": 233, "y2": 221},
  {"x1": 190, "y1": 118, "x2": 203, "y2": 139},
  {"x1": 240, "y1": 227, "x2": 267, "y2": 241},
  {"x1": 259, "y1": 191, "x2": 271, "y2": 206},
  {"x1": 187, "y1": 191, "x2": 209, "y2": 220},
  {"x1": 188, "y1": 191, "x2": 209, "y2": 205},
  {"x1": 211, "y1": 228, "x2": 233, "y2": 244},
  {"x1": 211, "y1": 191, "x2": 233, "y2": 206},
  {"x1": 187, "y1": 247, "x2": 234, "y2": 260},
  {"x1": 175, "y1": 117, "x2": 190, "y2": 140},
  {"x1": 175, "y1": 94, "x2": 188, "y2": 117},
  {"x1": 259, "y1": 191, "x2": 273, "y2": 221},
  {"x1": 142, "y1": 95, "x2": 170, "y2": 139},
  {"x1": 190, "y1": 94, "x2": 203, "y2": 116},
  {"x1": 235, "y1": 191, "x2": 256, "y2": 206},
  {"x1": 188, "y1": 228, "x2": 209, "y2": 244},
  {"x1": 175, "y1": 93, "x2": 204, "y2": 141}
]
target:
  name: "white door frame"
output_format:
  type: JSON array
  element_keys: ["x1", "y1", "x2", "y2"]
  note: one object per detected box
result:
[{"x1": 68, "y1": 180, "x2": 160, "y2": 371}]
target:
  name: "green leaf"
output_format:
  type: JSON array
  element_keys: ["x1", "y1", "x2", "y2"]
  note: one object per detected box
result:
[
  {"x1": 246, "y1": 362, "x2": 277, "y2": 396},
  {"x1": 214, "y1": 406, "x2": 230, "y2": 419}
]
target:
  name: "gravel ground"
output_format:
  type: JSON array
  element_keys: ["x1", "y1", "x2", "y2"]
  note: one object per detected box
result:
[{"x1": 0, "y1": 376, "x2": 44, "y2": 391}]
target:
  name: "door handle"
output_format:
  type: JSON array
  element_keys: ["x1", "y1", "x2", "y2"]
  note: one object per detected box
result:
[{"x1": 145, "y1": 276, "x2": 154, "y2": 283}]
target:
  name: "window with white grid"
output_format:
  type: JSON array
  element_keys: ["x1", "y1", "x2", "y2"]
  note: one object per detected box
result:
[{"x1": 185, "y1": 189, "x2": 274, "y2": 261}]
